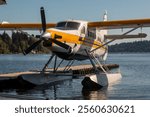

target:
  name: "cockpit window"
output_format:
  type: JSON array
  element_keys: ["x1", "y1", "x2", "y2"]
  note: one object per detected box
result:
[
  {"x1": 56, "y1": 21, "x2": 80, "y2": 30},
  {"x1": 56, "y1": 22, "x2": 66, "y2": 27}
]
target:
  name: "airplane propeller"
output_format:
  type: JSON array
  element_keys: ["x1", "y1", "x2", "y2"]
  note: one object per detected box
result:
[
  {"x1": 23, "y1": 7, "x2": 72, "y2": 55},
  {"x1": 40, "y1": 7, "x2": 46, "y2": 32},
  {"x1": 23, "y1": 39, "x2": 42, "y2": 55},
  {"x1": 23, "y1": 7, "x2": 47, "y2": 55}
]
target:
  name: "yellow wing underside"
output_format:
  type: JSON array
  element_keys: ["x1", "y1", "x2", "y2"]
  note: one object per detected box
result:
[
  {"x1": 88, "y1": 18, "x2": 150, "y2": 29},
  {"x1": 0, "y1": 23, "x2": 56, "y2": 30},
  {"x1": 1, "y1": 18, "x2": 150, "y2": 30}
]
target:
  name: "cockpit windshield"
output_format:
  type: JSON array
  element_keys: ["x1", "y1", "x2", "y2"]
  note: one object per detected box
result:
[{"x1": 56, "y1": 21, "x2": 80, "y2": 30}]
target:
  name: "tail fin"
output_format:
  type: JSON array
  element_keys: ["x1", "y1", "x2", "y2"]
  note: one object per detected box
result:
[
  {"x1": 102, "y1": 11, "x2": 108, "y2": 61},
  {"x1": 96, "y1": 11, "x2": 108, "y2": 61},
  {"x1": 102, "y1": 10, "x2": 108, "y2": 35},
  {"x1": 96, "y1": 10, "x2": 108, "y2": 41},
  {"x1": 103, "y1": 10, "x2": 108, "y2": 21}
]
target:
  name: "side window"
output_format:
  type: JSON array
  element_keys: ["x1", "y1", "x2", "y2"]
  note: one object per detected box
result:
[
  {"x1": 81, "y1": 26, "x2": 85, "y2": 35},
  {"x1": 88, "y1": 29, "x2": 96, "y2": 39}
]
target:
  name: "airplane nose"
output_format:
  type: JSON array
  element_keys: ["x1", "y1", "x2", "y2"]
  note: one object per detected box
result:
[
  {"x1": 42, "y1": 32, "x2": 51, "y2": 40},
  {"x1": 42, "y1": 32, "x2": 53, "y2": 47}
]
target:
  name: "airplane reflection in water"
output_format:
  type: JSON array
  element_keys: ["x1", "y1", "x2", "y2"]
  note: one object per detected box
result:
[{"x1": 7, "y1": 78, "x2": 122, "y2": 100}]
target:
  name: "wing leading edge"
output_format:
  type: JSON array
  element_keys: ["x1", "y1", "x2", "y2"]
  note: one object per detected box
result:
[
  {"x1": 0, "y1": 23, "x2": 56, "y2": 30},
  {"x1": 88, "y1": 18, "x2": 150, "y2": 29},
  {"x1": 1, "y1": 18, "x2": 150, "y2": 30}
]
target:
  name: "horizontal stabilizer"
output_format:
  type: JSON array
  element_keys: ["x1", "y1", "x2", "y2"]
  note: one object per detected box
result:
[{"x1": 105, "y1": 33, "x2": 147, "y2": 39}]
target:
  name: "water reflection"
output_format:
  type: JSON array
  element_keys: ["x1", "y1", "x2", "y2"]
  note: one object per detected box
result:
[
  {"x1": 9, "y1": 79, "x2": 109, "y2": 100},
  {"x1": 2, "y1": 53, "x2": 150, "y2": 99},
  {"x1": 0, "y1": 78, "x2": 108, "y2": 100},
  {"x1": 82, "y1": 87, "x2": 108, "y2": 100}
]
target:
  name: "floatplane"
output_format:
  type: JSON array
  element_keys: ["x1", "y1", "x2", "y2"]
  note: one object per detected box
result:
[{"x1": 1, "y1": 7, "x2": 150, "y2": 89}]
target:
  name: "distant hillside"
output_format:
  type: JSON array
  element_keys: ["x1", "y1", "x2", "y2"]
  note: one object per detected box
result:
[
  {"x1": 108, "y1": 40, "x2": 150, "y2": 53},
  {"x1": 0, "y1": 32, "x2": 50, "y2": 54},
  {"x1": 1, "y1": 32, "x2": 150, "y2": 54}
]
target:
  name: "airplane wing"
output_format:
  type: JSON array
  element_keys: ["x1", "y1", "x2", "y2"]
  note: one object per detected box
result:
[
  {"x1": 88, "y1": 18, "x2": 150, "y2": 29},
  {"x1": 1, "y1": 19, "x2": 150, "y2": 30},
  {"x1": 0, "y1": 23, "x2": 56, "y2": 30}
]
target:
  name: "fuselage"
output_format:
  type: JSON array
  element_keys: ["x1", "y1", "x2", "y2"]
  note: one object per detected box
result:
[{"x1": 44, "y1": 20, "x2": 108, "y2": 61}]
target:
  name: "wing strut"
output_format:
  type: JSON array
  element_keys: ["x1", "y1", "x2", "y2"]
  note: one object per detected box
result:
[
  {"x1": 85, "y1": 49, "x2": 107, "y2": 73},
  {"x1": 90, "y1": 26, "x2": 141, "y2": 53}
]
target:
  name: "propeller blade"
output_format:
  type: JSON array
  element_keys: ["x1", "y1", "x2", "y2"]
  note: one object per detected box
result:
[
  {"x1": 22, "y1": 7, "x2": 48, "y2": 55},
  {"x1": 23, "y1": 39, "x2": 42, "y2": 55},
  {"x1": 40, "y1": 7, "x2": 46, "y2": 32},
  {"x1": 52, "y1": 39, "x2": 72, "y2": 52},
  {"x1": 54, "y1": 34, "x2": 62, "y2": 39}
]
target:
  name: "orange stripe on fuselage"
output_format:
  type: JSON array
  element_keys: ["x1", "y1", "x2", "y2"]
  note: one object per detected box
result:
[{"x1": 46, "y1": 29, "x2": 106, "y2": 50}]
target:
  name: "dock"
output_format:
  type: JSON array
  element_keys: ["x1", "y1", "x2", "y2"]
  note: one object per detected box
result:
[
  {"x1": 0, "y1": 64, "x2": 119, "y2": 89},
  {"x1": 0, "y1": 64, "x2": 119, "y2": 80},
  {"x1": 0, "y1": 64, "x2": 120, "y2": 99}
]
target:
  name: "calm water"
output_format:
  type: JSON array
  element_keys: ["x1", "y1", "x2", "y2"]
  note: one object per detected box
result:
[{"x1": 0, "y1": 53, "x2": 150, "y2": 100}]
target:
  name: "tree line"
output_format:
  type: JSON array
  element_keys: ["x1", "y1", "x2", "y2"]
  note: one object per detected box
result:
[
  {"x1": 1, "y1": 32, "x2": 150, "y2": 54},
  {"x1": 0, "y1": 32, "x2": 50, "y2": 54},
  {"x1": 108, "y1": 40, "x2": 150, "y2": 53}
]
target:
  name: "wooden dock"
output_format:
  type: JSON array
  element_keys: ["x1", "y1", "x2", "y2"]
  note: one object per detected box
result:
[
  {"x1": 0, "y1": 64, "x2": 119, "y2": 80},
  {"x1": 0, "y1": 64, "x2": 120, "y2": 99}
]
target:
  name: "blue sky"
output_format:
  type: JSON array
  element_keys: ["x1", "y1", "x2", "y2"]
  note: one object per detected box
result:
[
  {"x1": 1, "y1": 0, "x2": 150, "y2": 23},
  {"x1": 0, "y1": 0, "x2": 150, "y2": 43}
]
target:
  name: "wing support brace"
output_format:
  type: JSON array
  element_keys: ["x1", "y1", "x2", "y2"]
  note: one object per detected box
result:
[{"x1": 104, "y1": 33, "x2": 147, "y2": 40}]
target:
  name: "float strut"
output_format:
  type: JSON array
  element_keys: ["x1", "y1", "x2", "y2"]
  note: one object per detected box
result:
[
  {"x1": 42, "y1": 54, "x2": 55, "y2": 72},
  {"x1": 53, "y1": 55, "x2": 58, "y2": 73}
]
